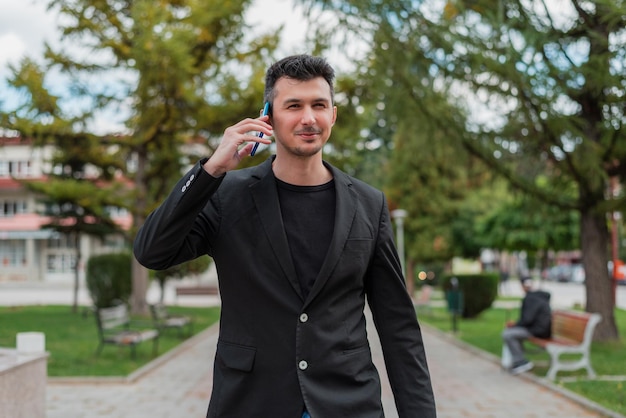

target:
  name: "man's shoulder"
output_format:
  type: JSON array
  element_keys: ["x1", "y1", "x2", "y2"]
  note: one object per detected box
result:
[
  {"x1": 527, "y1": 290, "x2": 551, "y2": 305},
  {"x1": 222, "y1": 160, "x2": 270, "y2": 184},
  {"x1": 327, "y1": 163, "x2": 382, "y2": 196}
]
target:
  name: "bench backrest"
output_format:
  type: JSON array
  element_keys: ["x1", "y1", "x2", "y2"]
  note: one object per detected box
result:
[
  {"x1": 552, "y1": 310, "x2": 602, "y2": 344},
  {"x1": 97, "y1": 305, "x2": 130, "y2": 331},
  {"x1": 150, "y1": 303, "x2": 168, "y2": 321}
]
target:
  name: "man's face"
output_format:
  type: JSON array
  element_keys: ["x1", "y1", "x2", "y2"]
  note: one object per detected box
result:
[{"x1": 270, "y1": 76, "x2": 337, "y2": 158}]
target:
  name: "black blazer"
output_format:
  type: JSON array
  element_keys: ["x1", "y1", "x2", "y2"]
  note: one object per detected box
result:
[{"x1": 134, "y1": 157, "x2": 436, "y2": 418}]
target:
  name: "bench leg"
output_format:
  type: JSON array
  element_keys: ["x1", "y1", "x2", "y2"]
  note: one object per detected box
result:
[
  {"x1": 584, "y1": 355, "x2": 596, "y2": 379},
  {"x1": 546, "y1": 362, "x2": 558, "y2": 381},
  {"x1": 546, "y1": 348, "x2": 566, "y2": 380},
  {"x1": 546, "y1": 348, "x2": 595, "y2": 380},
  {"x1": 175, "y1": 320, "x2": 193, "y2": 338}
]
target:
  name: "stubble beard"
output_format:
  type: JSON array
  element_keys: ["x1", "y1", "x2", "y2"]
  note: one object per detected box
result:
[
  {"x1": 290, "y1": 144, "x2": 324, "y2": 158},
  {"x1": 276, "y1": 133, "x2": 326, "y2": 158}
]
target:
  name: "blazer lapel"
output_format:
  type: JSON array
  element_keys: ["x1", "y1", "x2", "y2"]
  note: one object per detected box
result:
[
  {"x1": 306, "y1": 165, "x2": 357, "y2": 303},
  {"x1": 249, "y1": 160, "x2": 303, "y2": 300}
]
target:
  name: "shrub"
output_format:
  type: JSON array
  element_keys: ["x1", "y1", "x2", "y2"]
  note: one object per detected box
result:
[
  {"x1": 441, "y1": 273, "x2": 499, "y2": 318},
  {"x1": 86, "y1": 252, "x2": 133, "y2": 308},
  {"x1": 152, "y1": 255, "x2": 212, "y2": 300}
]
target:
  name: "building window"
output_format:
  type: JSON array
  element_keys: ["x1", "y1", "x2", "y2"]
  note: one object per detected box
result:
[
  {"x1": 0, "y1": 161, "x2": 8, "y2": 177},
  {"x1": 46, "y1": 253, "x2": 77, "y2": 273},
  {"x1": 46, "y1": 235, "x2": 78, "y2": 273},
  {"x1": 15, "y1": 161, "x2": 32, "y2": 177},
  {"x1": 0, "y1": 241, "x2": 26, "y2": 267},
  {"x1": 0, "y1": 160, "x2": 33, "y2": 178},
  {"x1": 0, "y1": 200, "x2": 28, "y2": 217}
]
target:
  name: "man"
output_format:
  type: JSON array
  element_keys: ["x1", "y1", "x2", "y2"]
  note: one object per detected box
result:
[
  {"x1": 134, "y1": 54, "x2": 436, "y2": 417},
  {"x1": 502, "y1": 278, "x2": 552, "y2": 375}
]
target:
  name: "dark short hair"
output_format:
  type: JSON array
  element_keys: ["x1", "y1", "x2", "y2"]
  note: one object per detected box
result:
[{"x1": 264, "y1": 55, "x2": 335, "y2": 105}]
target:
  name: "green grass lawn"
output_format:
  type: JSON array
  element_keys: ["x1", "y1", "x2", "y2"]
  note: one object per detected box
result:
[
  {"x1": 0, "y1": 305, "x2": 220, "y2": 377},
  {"x1": 417, "y1": 303, "x2": 626, "y2": 416}
]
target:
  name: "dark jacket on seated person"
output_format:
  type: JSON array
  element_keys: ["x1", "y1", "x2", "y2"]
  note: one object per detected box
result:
[{"x1": 516, "y1": 290, "x2": 551, "y2": 338}]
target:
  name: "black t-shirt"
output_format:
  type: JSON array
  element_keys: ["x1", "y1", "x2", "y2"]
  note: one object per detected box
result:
[{"x1": 276, "y1": 178, "x2": 336, "y2": 299}]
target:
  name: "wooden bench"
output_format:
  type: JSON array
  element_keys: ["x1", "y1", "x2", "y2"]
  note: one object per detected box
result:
[
  {"x1": 150, "y1": 302, "x2": 193, "y2": 338},
  {"x1": 95, "y1": 304, "x2": 160, "y2": 359},
  {"x1": 527, "y1": 310, "x2": 602, "y2": 380},
  {"x1": 174, "y1": 285, "x2": 219, "y2": 303}
]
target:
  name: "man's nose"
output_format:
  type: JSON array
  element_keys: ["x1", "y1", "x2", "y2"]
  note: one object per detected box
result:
[{"x1": 301, "y1": 107, "x2": 315, "y2": 124}]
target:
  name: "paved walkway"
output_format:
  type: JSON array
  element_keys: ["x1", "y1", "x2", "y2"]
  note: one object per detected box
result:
[
  {"x1": 44, "y1": 308, "x2": 620, "y2": 418},
  {"x1": 1, "y1": 280, "x2": 624, "y2": 417}
]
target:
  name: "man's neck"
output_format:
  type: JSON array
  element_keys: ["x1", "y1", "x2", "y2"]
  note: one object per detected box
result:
[{"x1": 272, "y1": 154, "x2": 333, "y2": 186}]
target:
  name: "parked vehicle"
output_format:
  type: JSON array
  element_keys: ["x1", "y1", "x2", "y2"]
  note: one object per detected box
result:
[
  {"x1": 570, "y1": 264, "x2": 585, "y2": 283},
  {"x1": 546, "y1": 264, "x2": 575, "y2": 282},
  {"x1": 609, "y1": 260, "x2": 626, "y2": 285},
  {"x1": 546, "y1": 261, "x2": 625, "y2": 285}
]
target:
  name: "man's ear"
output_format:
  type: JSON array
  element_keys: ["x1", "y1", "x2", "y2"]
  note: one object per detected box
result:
[{"x1": 260, "y1": 102, "x2": 272, "y2": 126}]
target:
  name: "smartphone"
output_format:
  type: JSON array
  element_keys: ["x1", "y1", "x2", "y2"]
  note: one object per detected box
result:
[{"x1": 250, "y1": 101, "x2": 270, "y2": 156}]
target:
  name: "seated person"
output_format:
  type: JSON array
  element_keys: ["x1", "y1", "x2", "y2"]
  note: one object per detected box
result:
[{"x1": 502, "y1": 277, "x2": 551, "y2": 374}]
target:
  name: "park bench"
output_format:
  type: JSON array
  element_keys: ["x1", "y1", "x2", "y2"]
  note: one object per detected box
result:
[
  {"x1": 150, "y1": 302, "x2": 193, "y2": 338},
  {"x1": 527, "y1": 310, "x2": 602, "y2": 380},
  {"x1": 174, "y1": 285, "x2": 219, "y2": 303},
  {"x1": 95, "y1": 304, "x2": 160, "y2": 359}
]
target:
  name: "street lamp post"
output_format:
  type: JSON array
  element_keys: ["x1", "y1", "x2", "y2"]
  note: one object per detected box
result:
[{"x1": 391, "y1": 209, "x2": 408, "y2": 278}]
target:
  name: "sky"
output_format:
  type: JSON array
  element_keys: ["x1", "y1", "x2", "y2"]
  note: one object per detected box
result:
[
  {"x1": 0, "y1": 0, "x2": 312, "y2": 73},
  {"x1": 0, "y1": 0, "x2": 57, "y2": 75}
]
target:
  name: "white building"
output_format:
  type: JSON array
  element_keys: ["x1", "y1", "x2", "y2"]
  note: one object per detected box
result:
[{"x1": 0, "y1": 135, "x2": 130, "y2": 283}]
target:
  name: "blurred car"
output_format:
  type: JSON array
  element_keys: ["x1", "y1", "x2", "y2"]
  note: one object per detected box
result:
[
  {"x1": 608, "y1": 260, "x2": 626, "y2": 285},
  {"x1": 546, "y1": 264, "x2": 574, "y2": 282},
  {"x1": 570, "y1": 264, "x2": 585, "y2": 283},
  {"x1": 547, "y1": 261, "x2": 625, "y2": 284}
]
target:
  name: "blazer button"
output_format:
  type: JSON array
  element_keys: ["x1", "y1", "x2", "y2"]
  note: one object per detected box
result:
[
  {"x1": 299, "y1": 313, "x2": 308, "y2": 323},
  {"x1": 299, "y1": 360, "x2": 308, "y2": 370}
]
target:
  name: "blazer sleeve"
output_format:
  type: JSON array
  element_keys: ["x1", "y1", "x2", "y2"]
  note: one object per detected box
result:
[
  {"x1": 365, "y1": 195, "x2": 437, "y2": 418},
  {"x1": 133, "y1": 160, "x2": 223, "y2": 270}
]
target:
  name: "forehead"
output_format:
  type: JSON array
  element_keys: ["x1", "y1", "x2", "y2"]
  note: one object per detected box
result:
[{"x1": 273, "y1": 77, "x2": 332, "y2": 102}]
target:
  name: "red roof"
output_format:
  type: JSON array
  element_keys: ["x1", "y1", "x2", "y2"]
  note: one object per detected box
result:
[
  {"x1": 0, "y1": 213, "x2": 52, "y2": 231},
  {"x1": 0, "y1": 213, "x2": 132, "y2": 232}
]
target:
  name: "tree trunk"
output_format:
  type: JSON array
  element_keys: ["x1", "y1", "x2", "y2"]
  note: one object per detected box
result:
[
  {"x1": 130, "y1": 147, "x2": 149, "y2": 316},
  {"x1": 72, "y1": 232, "x2": 81, "y2": 314},
  {"x1": 131, "y1": 257, "x2": 150, "y2": 315},
  {"x1": 580, "y1": 208, "x2": 618, "y2": 341}
]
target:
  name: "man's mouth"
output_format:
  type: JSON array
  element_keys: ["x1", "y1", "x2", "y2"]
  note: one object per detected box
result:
[{"x1": 296, "y1": 129, "x2": 321, "y2": 138}]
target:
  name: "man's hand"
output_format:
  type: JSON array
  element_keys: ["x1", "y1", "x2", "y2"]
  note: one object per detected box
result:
[{"x1": 203, "y1": 115, "x2": 272, "y2": 177}]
